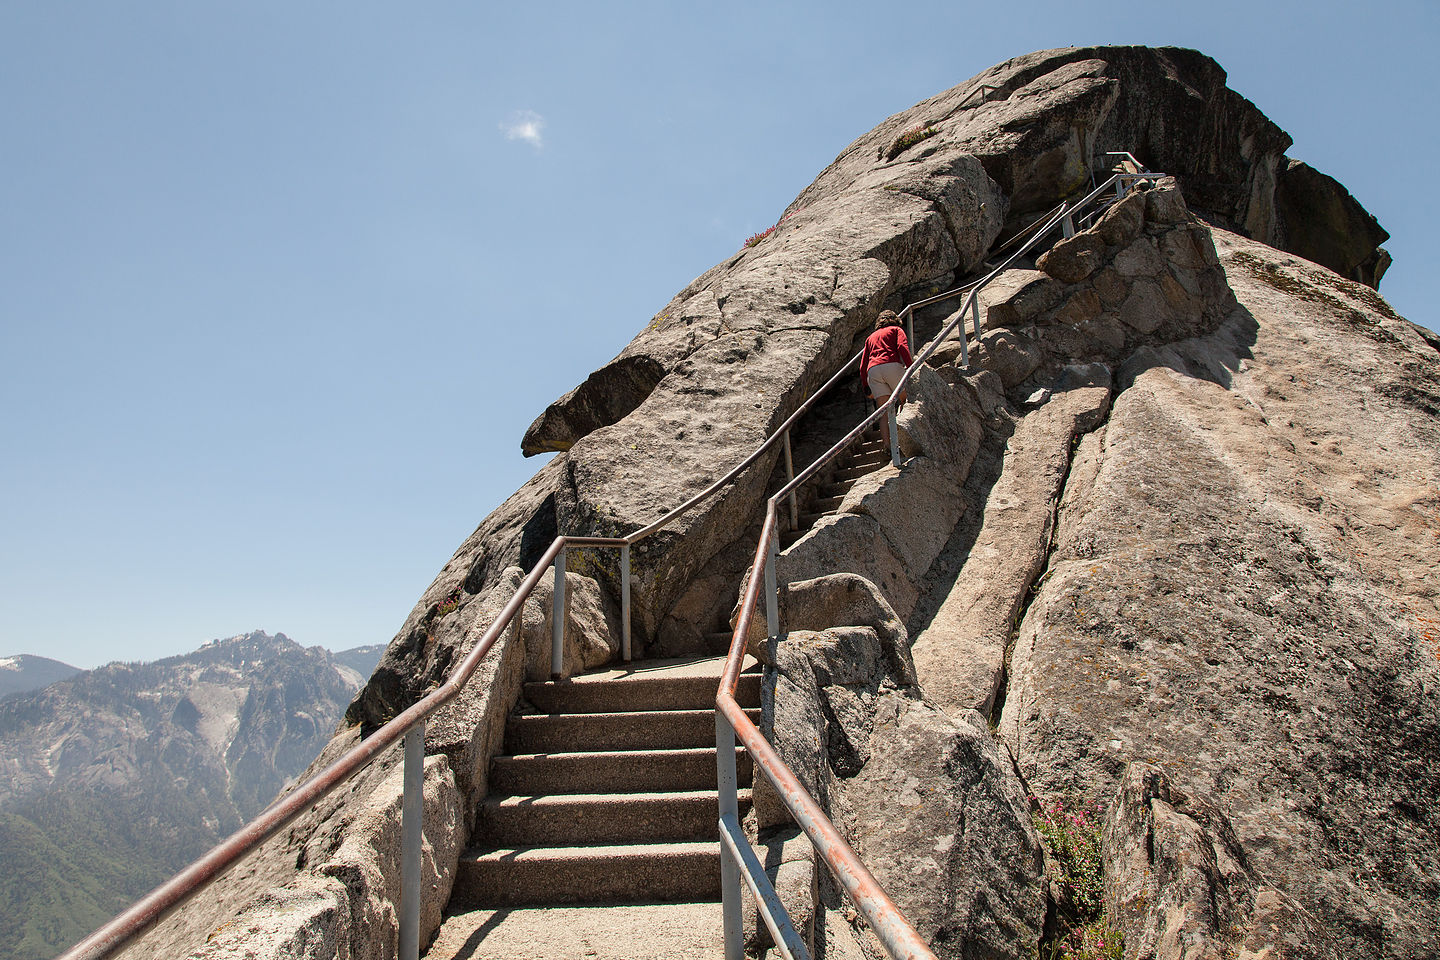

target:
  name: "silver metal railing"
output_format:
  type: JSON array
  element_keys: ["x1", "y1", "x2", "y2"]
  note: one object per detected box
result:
[
  {"x1": 59, "y1": 154, "x2": 1154, "y2": 960},
  {"x1": 713, "y1": 162, "x2": 1158, "y2": 960}
]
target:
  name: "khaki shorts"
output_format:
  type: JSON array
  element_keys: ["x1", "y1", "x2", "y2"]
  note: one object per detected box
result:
[{"x1": 866, "y1": 361, "x2": 906, "y2": 400}]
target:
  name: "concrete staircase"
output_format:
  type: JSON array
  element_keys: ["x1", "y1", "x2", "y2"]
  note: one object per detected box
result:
[
  {"x1": 781, "y1": 426, "x2": 891, "y2": 549},
  {"x1": 426, "y1": 655, "x2": 762, "y2": 959}
]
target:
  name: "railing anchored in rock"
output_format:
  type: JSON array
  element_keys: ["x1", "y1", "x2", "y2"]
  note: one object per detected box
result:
[
  {"x1": 715, "y1": 154, "x2": 1156, "y2": 960},
  {"x1": 55, "y1": 154, "x2": 1157, "y2": 960}
]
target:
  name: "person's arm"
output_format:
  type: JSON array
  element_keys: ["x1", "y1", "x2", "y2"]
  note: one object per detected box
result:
[
  {"x1": 859, "y1": 339, "x2": 873, "y2": 395},
  {"x1": 896, "y1": 327, "x2": 912, "y2": 366}
]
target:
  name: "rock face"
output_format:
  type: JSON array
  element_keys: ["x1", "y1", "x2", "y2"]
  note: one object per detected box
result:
[
  {"x1": 994, "y1": 229, "x2": 1440, "y2": 958},
  {"x1": 754, "y1": 587, "x2": 1048, "y2": 959},
  {"x1": 351, "y1": 44, "x2": 1389, "y2": 726},
  {"x1": 134, "y1": 45, "x2": 1434, "y2": 960},
  {"x1": 1105, "y1": 762, "x2": 1340, "y2": 960}
]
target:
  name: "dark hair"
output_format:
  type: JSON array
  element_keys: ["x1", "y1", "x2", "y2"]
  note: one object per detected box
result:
[{"x1": 876, "y1": 309, "x2": 901, "y2": 330}]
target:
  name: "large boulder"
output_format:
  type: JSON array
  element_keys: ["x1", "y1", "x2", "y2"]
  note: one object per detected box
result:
[
  {"x1": 999, "y1": 230, "x2": 1440, "y2": 959},
  {"x1": 759, "y1": 621, "x2": 1048, "y2": 959},
  {"x1": 1275, "y1": 159, "x2": 1391, "y2": 287},
  {"x1": 1105, "y1": 762, "x2": 1340, "y2": 960}
]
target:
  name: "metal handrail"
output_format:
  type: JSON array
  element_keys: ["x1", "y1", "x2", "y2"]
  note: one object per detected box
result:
[
  {"x1": 713, "y1": 165, "x2": 1156, "y2": 960},
  {"x1": 55, "y1": 535, "x2": 594, "y2": 960},
  {"x1": 61, "y1": 154, "x2": 1154, "y2": 960}
]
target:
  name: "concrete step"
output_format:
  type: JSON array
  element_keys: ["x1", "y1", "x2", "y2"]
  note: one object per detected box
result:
[
  {"x1": 424, "y1": 902, "x2": 728, "y2": 960},
  {"x1": 848, "y1": 447, "x2": 889, "y2": 466},
  {"x1": 490, "y1": 746, "x2": 751, "y2": 796},
  {"x1": 507, "y1": 707, "x2": 760, "y2": 754},
  {"x1": 833, "y1": 460, "x2": 889, "y2": 482},
  {"x1": 523, "y1": 657, "x2": 761, "y2": 714},
  {"x1": 811, "y1": 494, "x2": 845, "y2": 513},
  {"x1": 477, "y1": 788, "x2": 752, "y2": 847},
  {"x1": 451, "y1": 841, "x2": 721, "y2": 909},
  {"x1": 819, "y1": 477, "x2": 858, "y2": 499}
]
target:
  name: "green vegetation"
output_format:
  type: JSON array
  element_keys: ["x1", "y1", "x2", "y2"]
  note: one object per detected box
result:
[
  {"x1": 885, "y1": 122, "x2": 940, "y2": 160},
  {"x1": 0, "y1": 789, "x2": 232, "y2": 960},
  {"x1": 1032, "y1": 795, "x2": 1124, "y2": 960}
]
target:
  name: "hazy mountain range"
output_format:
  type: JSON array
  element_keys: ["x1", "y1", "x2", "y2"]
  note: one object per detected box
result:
[
  {"x1": 0, "y1": 631, "x2": 384, "y2": 960},
  {"x1": 0, "y1": 654, "x2": 82, "y2": 700}
]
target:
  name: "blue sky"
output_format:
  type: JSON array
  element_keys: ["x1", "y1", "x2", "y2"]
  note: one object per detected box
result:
[{"x1": 3, "y1": 2, "x2": 1435, "y2": 669}]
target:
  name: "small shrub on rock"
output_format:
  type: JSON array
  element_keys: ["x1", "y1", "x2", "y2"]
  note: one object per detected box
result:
[
  {"x1": 1033, "y1": 795, "x2": 1124, "y2": 960},
  {"x1": 886, "y1": 123, "x2": 939, "y2": 160}
]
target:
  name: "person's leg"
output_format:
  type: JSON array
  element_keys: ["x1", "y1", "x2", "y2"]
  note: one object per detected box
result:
[
  {"x1": 873, "y1": 392, "x2": 893, "y2": 447},
  {"x1": 867, "y1": 362, "x2": 905, "y2": 450}
]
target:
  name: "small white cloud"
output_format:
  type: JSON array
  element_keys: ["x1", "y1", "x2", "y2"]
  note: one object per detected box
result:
[{"x1": 501, "y1": 110, "x2": 545, "y2": 148}]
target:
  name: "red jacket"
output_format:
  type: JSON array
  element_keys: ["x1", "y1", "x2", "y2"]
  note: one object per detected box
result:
[{"x1": 860, "y1": 324, "x2": 912, "y2": 394}]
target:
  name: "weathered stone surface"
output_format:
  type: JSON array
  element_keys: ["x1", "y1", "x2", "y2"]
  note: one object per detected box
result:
[
  {"x1": 984, "y1": 270, "x2": 1063, "y2": 328},
  {"x1": 507, "y1": 566, "x2": 623, "y2": 681},
  {"x1": 779, "y1": 510, "x2": 919, "y2": 626},
  {"x1": 1105, "y1": 762, "x2": 1340, "y2": 960},
  {"x1": 895, "y1": 363, "x2": 985, "y2": 469},
  {"x1": 838, "y1": 694, "x2": 1048, "y2": 959},
  {"x1": 760, "y1": 630, "x2": 1048, "y2": 960},
  {"x1": 189, "y1": 875, "x2": 350, "y2": 960},
  {"x1": 978, "y1": 178, "x2": 1238, "y2": 391},
  {"x1": 166, "y1": 754, "x2": 462, "y2": 960},
  {"x1": 974, "y1": 327, "x2": 1044, "y2": 387},
  {"x1": 1117, "y1": 278, "x2": 1167, "y2": 333},
  {"x1": 521, "y1": 354, "x2": 666, "y2": 455},
  {"x1": 1275, "y1": 158, "x2": 1391, "y2": 287},
  {"x1": 1000, "y1": 230, "x2": 1440, "y2": 959},
  {"x1": 746, "y1": 572, "x2": 913, "y2": 682},
  {"x1": 1093, "y1": 189, "x2": 1147, "y2": 246},
  {"x1": 158, "y1": 47, "x2": 1413, "y2": 960},
  {"x1": 1037, "y1": 231, "x2": 1106, "y2": 283},
  {"x1": 742, "y1": 827, "x2": 817, "y2": 955},
  {"x1": 756, "y1": 626, "x2": 888, "y2": 830},
  {"x1": 911, "y1": 386, "x2": 1111, "y2": 719},
  {"x1": 1053, "y1": 287, "x2": 1101, "y2": 326}
]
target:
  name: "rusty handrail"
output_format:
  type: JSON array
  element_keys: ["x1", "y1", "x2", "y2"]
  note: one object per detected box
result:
[
  {"x1": 717, "y1": 507, "x2": 938, "y2": 960},
  {"x1": 57, "y1": 534, "x2": 582, "y2": 960}
]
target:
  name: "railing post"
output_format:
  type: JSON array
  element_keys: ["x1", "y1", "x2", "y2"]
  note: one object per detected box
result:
[
  {"x1": 970, "y1": 292, "x2": 982, "y2": 345},
  {"x1": 620, "y1": 544, "x2": 631, "y2": 662},
  {"x1": 765, "y1": 528, "x2": 780, "y2": 641},
  {"x1": 888, "y1": 406, "x2": 901, "y2": 467},
  {"x1": 1062, "y1": 211, "x2": 1075, "y2": 238},
  {"x1": 902, "y1": 308, "x2": 913, "y2": 353},
  {"x1": 1116, "y1": 176, "x2": 1127, "y2": 199},
  {"x1": 783, "y1": 430, "x2": 798, "y2": 531},
  {"x1": 717, "y1": 712, "x2": 744, "y2": 960},
  {"x1": 551, "y1": 547, "x2": 566, "y2": 681},
  {"x1": 399, "y1": 721, "x2": 425, "y2": 960}
]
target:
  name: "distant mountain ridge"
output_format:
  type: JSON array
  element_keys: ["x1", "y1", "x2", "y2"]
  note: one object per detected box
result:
[
  {"x1": 0, "y1": 630, "x2": 375, "y2": 960},
  {"x1": 0, "y1": 654, "x2": 81, "y2": 700}
]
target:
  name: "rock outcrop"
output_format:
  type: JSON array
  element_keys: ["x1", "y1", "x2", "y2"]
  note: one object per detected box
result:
[{"x1": 125, "y1": 45, "x2": 1436, "y2": 960}]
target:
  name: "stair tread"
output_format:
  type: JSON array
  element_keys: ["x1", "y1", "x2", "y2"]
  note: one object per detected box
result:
[
  {"x1": 425, "y1": 903, "x2": 726, "y2": 960},
  {"x1": 485, "y1": 787, "x2": 751, "y2": 807},
  {"x1": 515, "y1": 707, "x2": 750, "y2": 722},
  {"x1": 534, "y1": 654, "x2": 756, "y2": 686},
  {"x1": 500, "y1": 745, "x2": 732, "y2": 762},
  {"x1": 467, "y1": 840, "x2": 717, "y2": 862}
]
